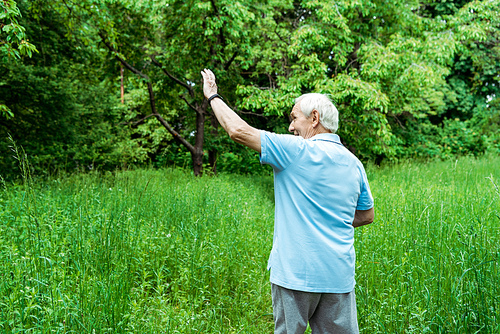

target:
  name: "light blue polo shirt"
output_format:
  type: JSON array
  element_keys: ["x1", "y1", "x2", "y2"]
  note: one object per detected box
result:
[{"x1": 260, "y1": 131, "x2": 374, "y2": 293}]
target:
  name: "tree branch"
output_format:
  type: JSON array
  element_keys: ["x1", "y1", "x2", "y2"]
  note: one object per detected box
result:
[
  {"x1": 150, "y1": 56, "x2": 194, "y2": 97},
  {"x1": 209, "y1": 0, "x2": 227, "y2": 48},
  {"x1": 117, "y1": 113, "x2": 156, "y2": 126},
  {"x1": 235, "y1": 109, "x2": 268, "y2": 118},
  {"x1": 213, "y1": 103, "x2": 268, "y2": 118},
  {"x1": 99, "y1": 33, "x2": 195, "y2": 153},
  {"x1": 224, "y1": 51, "x2": 238, "y2": 70},
  {"x1": 99, "y1": 32, "x2": 150, "y2": 81},
  {"x1": 210, "y1": 0, "x2": 219, "y2": 14},
  {"x1": 390, "y1": 114, "x2": 406, "y2": 129},
  {"x1": 61, "y1": 0, "x2": 73, "y2": 14},
  {"x1": 145, "y1": 83, "x2": 195, "y2": 153},
  {"x1": 180, "y1": 95, "x2": 200, "y2": 114}
]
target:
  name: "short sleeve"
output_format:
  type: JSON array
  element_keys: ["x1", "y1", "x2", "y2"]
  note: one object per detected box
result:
[
  {"x1": 260, "y1": 131, "x2": 303, "y2": 171},
  {"x1": 356, "y1": 163, "x2": 374, "y2": 210}
]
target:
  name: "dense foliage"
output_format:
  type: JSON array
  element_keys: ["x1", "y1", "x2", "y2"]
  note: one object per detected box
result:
[
  {"x1": 0, "y1": 0, "x2": 37, "y2": 118},
  {"x1": 0, "y1": 0, "x2": 499, "y2": 177}
]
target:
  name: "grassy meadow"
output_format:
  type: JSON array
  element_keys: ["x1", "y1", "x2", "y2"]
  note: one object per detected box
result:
[{"x1": 0, "y1": 154, "x2": 499, "y2": 333}]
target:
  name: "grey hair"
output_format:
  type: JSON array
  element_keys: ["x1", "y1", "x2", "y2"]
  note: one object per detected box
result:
[{"x1": 295, "y1": 93, "x2": 339, "y2": 133}]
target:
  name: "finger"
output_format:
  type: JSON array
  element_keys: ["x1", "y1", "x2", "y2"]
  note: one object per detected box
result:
[{"x1": 201, "y1": 72, "x2": 209, "y2": 82}]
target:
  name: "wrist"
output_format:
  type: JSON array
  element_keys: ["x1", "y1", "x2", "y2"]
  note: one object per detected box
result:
[{"x1": 208, "y1": 94, "x2": 224, "y2": 104}]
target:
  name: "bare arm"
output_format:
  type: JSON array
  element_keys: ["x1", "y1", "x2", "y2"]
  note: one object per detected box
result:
[
  {"x1": 352, "y1": 207, "x2": 374, "y2": 228},
  {"x1": 201, "y1": 69, "x2": 261, "y2": 152}
]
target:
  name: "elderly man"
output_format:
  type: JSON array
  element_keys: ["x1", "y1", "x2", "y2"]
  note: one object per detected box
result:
[{"x1": 201, "y1": 69, "x2": 374, "y2": 334}]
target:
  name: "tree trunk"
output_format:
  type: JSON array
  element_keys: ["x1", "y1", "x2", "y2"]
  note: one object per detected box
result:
[
  {"x1": 120, "y1": 66, "x2": 124, "y2": 103},
  {"x1": 191, "y1": 150, "x2": 203, "y2": 176},
  {"x1": 192, "y1": 106, "x2": 206, "y2": 176},
  {"x1": 209, "y1": 114, "x2": 219, "y2": 174}
]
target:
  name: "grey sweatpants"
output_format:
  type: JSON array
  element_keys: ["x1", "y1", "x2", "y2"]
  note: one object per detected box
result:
[{"x1": 271, "y1": 283, "x2": 359, "y2": 334}]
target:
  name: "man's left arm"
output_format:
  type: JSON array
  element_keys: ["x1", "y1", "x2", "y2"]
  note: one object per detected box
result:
[{"x1": 353, "y1": 207, "x2": 374, "y2": 228}]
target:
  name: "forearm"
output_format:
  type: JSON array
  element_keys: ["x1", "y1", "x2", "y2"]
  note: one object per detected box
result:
[
  {"x1": 210, "y1": 98, "x2": 261, "y2": 152},
  {"x1": 352, "y1": 207, "x2": 374, "y2": 228},
  {"x1": 210, "y1": 98, "x2": 248, "y2": 137}
]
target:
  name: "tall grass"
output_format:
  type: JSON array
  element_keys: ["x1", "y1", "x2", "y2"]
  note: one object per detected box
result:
[
  {"x1": 0, "y1": 166, "x2": 275, "y2": 333},
  {"x1": 357, "y1": 155, "x2": 500, "y2": 333},
  {"x1": 0, "y1": 154, "x2": 499, "y2": 333}
]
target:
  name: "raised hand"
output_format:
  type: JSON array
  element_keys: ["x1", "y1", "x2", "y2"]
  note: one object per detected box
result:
[{"x1": 200, "y1": 68, "x2": 218, "y2": 99}]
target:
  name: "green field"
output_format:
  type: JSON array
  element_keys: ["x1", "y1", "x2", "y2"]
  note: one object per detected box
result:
[{"x1": 1, "y1": 155, "x2": 499, "y2": 333}]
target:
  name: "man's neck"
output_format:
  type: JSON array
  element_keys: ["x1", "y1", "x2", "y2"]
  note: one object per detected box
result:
[{"x1": 313, "y1": 125, "x2": 332, "y2": 136}]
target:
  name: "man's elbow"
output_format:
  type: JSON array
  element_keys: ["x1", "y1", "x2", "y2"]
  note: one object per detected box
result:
[
  {"x1": 365, "y1": 209, "x2": 375, "y2": 225},
  {"x1": 228, "y1": 125, "x2": 251, "y2": 144},
  {"x1": 227, "y1": 124, "x2": 261, "y2": 152},
  {"x1": 366, "y1": 209, "x2": 375, "y2": 224},
  {"x1": 366, "y1": 216, "x2": 374, "y2": 225},
  {"x1": 228, "y1": 126, "x2": 244, "y2": 142}
]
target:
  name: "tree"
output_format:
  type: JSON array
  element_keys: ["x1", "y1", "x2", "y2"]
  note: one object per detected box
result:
[
  {"x1": 235, "y1": 0, "x2": 500, "y2": 160},
  {"x1": 43, "y1": 0, "x2": 292, "y2": 175},
  {"x1": 236, "y1": 0, "x2": 456, "y2": 160},
  {"x1": 0, "y1": 0, "x2": 37, "y2": 118},
  {"x1": 0, "y1": 0, "x2": 136, "y2": 179},
  {"x1": 386, "y1": 0, "x2": 500, "y2": 158},
  {"x1": 445, "y1": 0, "x2": 500, "y2": 154}
]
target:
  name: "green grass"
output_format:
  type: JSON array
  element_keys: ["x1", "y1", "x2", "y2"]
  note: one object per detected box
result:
[
  {"x1": 0, "y1": 167, "x2": 275, "y2": 333},
  {"x1": 357, "y1": 155, "x2": 500, "y2": 333},
  {"x1": 0, "y1": 155, "x2": 499, "y2": 333}
]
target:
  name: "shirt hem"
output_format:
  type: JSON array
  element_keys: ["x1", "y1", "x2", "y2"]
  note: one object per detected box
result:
[
  {"x1": 270, "y1": 277, "x2": 356, "y2": 294},
  {"x1": 356, "y1": 204, "x2": 374, "y2": 211}
]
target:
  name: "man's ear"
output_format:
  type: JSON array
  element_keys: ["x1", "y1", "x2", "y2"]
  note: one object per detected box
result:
[{"x1": 311, "y1": 110, "x2": 320, "y2": 127}]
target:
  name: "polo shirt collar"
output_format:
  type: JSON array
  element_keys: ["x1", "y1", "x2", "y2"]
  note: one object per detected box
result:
[{"x1": 309, "y1": 133, "x2": 342, "y2": 144}]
